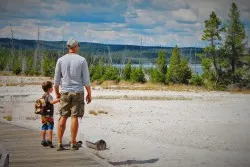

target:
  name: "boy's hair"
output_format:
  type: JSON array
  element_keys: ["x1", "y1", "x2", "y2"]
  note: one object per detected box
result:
[{"x1": 42, "y1": 81, "x2": 52, "y2": 92}]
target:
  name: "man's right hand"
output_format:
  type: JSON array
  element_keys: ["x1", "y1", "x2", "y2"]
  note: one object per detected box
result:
[
  {"x1": 85, "y1": 86, "x2": 92, "y2": 104},
  {"x1": 86, "y1": 94, "x2": 92, "y2": 104}
]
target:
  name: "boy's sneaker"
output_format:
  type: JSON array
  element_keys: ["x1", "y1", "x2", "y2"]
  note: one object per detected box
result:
[
  {"x1": 41, "y1": 140, "x2": 48, "y2": 147},
  {"x1": 47, "y1": 140, "x2": 54, "y2": 148},
  {"x1": 70, "y1": 143, "x2": 79, "y2": 151},
  {"x1": 57, "y1": 143, "x2": 66, "y2": 151}
]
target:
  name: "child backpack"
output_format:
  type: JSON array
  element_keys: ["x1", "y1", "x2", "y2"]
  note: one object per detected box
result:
[{"x1": 34, "y1": 94, "x2": 47, "y2": 115}]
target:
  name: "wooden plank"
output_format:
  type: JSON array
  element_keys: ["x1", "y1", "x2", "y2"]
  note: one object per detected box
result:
[{"x1": 0, "y1": 121, "x2": 102, "y2": 167}]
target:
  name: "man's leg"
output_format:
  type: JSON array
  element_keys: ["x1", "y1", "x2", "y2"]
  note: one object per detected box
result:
[
  {"x1": 57, "y1": 116, "x2": 67, "y2": 144},
  {"x1": 71, "y1": 116, "x2": 79, "y2": 144}
]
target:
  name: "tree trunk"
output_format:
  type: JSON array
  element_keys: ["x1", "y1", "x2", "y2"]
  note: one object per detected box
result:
[
  {"x1": 231, "y1": 45, "x2": 236, "y2": 73},
  {"x1": 231, "y1": 57, "x2": 235, "y2": 73}
]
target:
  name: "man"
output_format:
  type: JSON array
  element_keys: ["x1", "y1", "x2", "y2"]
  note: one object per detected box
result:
[{"x1": 54, "y1": 38, "x2": 92, "y2": 151}]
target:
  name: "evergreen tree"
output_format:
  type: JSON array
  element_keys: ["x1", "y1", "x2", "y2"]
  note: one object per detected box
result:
[
  {"x1": 156, "y1": 50, "x2": 167, "y2": 75},
  {"x1": 130, "y1": 66, "x2": 146, "y2": 83},
  {"x1": 90, "y1": 60, "x2": 105, "y2": 81},
  {"x1": 202, "y1": 11, "x2": 223, "y2": 79},
  {"x1": 150, "y1": 50, "x2": 167, "y2": 83},
  {"x1": 0, "y1": 48, "x2": 9, "y2": 71},
  {"x1": 43, "y1": 52, "x2": 56, "y2": 77},
  {"x1": 12, "y1": 55, "x2": 22, "y2": 75},
  {"x1": 102, "y1": 65, "x2": 120, "y2": 81},
  {"x1": 24, "y1": 55, "x2": 34, "y2": 75},
  {"x1": 166, "y1": 46, "x2": 191, "y2": 84},
  {"x1": 225, "y1": 2, "x2": 246, "y2": 78},
  {"x1": 122, "y1": 60, "x2": 132, "y2": 80}
]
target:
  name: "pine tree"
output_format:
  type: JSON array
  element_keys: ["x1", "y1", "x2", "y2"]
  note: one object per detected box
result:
[
  {"x1": 156, "y1": 50, "x2": 167, "y2": 75},
  {"x1": 43, "y1": 52, "x2": 51, "y2": 76},
  {"x1": 90, "y1": 60, "x2": 105, "y2": 81},
  {"x1": 12, "y1": 55, "x2": 22, "y2": 75},
  {"x1": 225, "y1": 2, "x2": 246, "y2": 75},
  {"x1": 202, "y1": 11, "x2": 223, "y2": 80},
  {"x1": 24, "y1": 55, "x2": 34, "y2": 75},
  {"x1": 166, "y1": 46, "x2": 191, "y2": 84},
  {"x1": 43, "y1": 52, "x2": 56, "y2": 77},
  {"x1": 130, "y1": 66, "x2": 146, "y2": 83},
  {"x1": 123, "y1": 60, "x2": 132, "y2": 80},
  {"x1": 150, "y1": 50, "x2": 167, "y2": 83},
  {"x1": 102, "y1": 65, "x2": 120, "y2": 81}
]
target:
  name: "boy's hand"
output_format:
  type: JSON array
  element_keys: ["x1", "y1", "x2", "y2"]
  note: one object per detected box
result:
[{"x1": 56, "y1": 93, "x2": 60, "y2": 99}]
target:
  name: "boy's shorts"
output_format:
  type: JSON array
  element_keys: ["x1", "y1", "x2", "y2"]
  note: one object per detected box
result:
[
  {"x1": 41, "y1": 116, "x2": 54, "y2": 130},
  {"x1": 59, "y1": 92, "x2": 85, "y2": 118},
  {"x1": 41, "y1": 122, "x2": 54, "y2": 130}
]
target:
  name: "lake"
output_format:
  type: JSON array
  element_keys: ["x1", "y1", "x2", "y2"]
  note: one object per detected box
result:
[{"x1": 113, "y1": 64, "x2": 203, "y2": 74}]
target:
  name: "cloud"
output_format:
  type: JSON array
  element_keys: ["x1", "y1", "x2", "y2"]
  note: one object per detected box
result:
[{"x1": 0, "y1": 0, "x2": 249, "y2": 47}]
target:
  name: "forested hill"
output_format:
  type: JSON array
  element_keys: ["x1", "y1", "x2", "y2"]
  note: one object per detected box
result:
[
  {"x1": 0, "y1": 38, "x2": 201, "y2": 52},
  {"x1": 0, "y1": 38, "x2": 205, "y2": 63}
]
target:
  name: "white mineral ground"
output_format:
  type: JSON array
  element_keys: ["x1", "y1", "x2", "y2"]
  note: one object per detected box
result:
[{"x1": 0, "y1": 77, "x2": 250, "y2": 167}]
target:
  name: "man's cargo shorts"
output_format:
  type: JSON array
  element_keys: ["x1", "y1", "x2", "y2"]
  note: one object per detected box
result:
[{"x1": 60, "y1": 92, "x2": 85, "y2": 117}]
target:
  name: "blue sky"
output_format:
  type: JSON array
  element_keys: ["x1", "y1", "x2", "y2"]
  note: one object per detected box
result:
[{"x1": 0, "y1": 0, "x2": 249, "y2": 47}]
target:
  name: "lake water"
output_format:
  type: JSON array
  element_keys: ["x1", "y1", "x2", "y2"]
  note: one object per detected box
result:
[{"x1": 113, "y1": 64, "x2": 203, "y2": 74}]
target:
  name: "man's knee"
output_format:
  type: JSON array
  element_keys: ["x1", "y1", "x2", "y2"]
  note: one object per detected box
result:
[
  {"x1": 58, "y1": 117, "x2": 67, "y2": 128},
  {"x1": 59, "y1": 124, "x2": 65, "y2": 128}
]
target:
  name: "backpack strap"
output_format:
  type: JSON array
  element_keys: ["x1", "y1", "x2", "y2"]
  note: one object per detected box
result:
[{"x1": 42, "y1": 93, "x2": 48, "y2": 101}]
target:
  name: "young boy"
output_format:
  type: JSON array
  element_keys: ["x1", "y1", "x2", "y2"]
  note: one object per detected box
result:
[{"x1": 41, "y1": 81, "x2": 59, "y2": 148}]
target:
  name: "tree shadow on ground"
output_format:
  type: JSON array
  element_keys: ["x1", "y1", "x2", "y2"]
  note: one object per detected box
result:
[{"x1": 108, "y1": 158, "x2": 159, "y2": 166}]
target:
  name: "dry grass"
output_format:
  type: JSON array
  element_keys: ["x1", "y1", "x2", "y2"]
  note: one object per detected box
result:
[
  {"x1": 97, "y1": 81, "x2": 207, "y2": 92},
  {"x1": 0, "y1": 75, "x2": 51, "y2": 87},
  {"x1": 89, "y1": 110, "x2": 98, "y2": 116},
  {"x1": 89, "y1": 109, "x2": 108, "y2": 116},
  {"x1": 0, "y1": 71, "x2": 12, "y2": 76},
  {"x1": 3, "y1": 116, "x2": 12, "y2": 121},
  {"x1": 94, "y1": 95, "x2": 191, "y2": 101},
  {"x1": 230, "y1": 89, "x2": 250, "y2": 94},
  {"x1": 98, "y1": 110, "x2": 108, "y2": 114}
]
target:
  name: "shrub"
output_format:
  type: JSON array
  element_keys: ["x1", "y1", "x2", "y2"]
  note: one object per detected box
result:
[
  {"x1": 122, "y1": 61, "x2": 132, "y2": 80},
  {"x1": 189, "y1": 74, "x2": 203, "y2": 86},
  {"x1": 102, "y1": 65, "x2": 120, "y2": 81},
  {"x1": 130, "y1": 66, "x2": 146, "y2": 83}
]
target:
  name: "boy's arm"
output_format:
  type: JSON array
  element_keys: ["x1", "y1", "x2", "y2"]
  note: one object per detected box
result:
[
  {"x1": 47, "y1": 95, "x2": 60, "y2": 104},
  {"x1": 49, "y1": 99, "x2": 60, "y2": 105}
]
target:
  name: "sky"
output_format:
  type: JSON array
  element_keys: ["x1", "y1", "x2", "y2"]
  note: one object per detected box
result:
[{"x1": 0, "y1": 0, "x2": 249, "y2": 47}]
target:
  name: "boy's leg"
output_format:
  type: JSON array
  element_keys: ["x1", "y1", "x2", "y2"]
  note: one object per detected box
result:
[
  {"x1": 41, "y1": 124, "x2": 48, "y2": 146},
  {"x1": 42, "y1": 130, "x2": 46, "y2": 141},
  {"x1": 41, "y1": 123, "x2": 47, "y2": 141},
  {"x1": 47, "y1": 122, "x2": 54, "y2": 141},
  {"x1": 47, "y1": 123, "x2": 54, "y2": 148}
]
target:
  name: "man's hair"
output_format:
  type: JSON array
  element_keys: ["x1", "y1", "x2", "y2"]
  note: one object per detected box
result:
[{"x1": 42, "y1": 81, "x2": 52, "y2": 92}]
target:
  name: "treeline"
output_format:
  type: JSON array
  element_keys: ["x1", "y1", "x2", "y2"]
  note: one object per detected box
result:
[
  {"x1": 0, "y1": 48, "x2": 57, "y2": 77},
  {"x1": 89, "y1": 46, "x2": 192, "y2": 85},
  {"x1": 0, "y1": 38, "x2": 203, "y2": 64}
]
